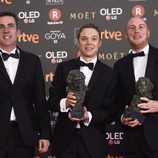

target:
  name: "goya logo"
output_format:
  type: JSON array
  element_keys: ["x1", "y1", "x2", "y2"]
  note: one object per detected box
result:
[{"x1": 45, "y1": 30, "x2": 66, "y2": 44}]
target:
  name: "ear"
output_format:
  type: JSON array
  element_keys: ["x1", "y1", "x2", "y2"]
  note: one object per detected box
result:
[{"x1": 17, "y1": 29, "x2": 21, "y2": 37}]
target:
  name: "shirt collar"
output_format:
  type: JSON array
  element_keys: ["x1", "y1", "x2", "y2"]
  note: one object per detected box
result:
[
  {"x1": 80, "y1": 56, "x2": 97, "y2": 67},
  {"x1": 0, "y1": 48, "x2": 17, "y2": 54},
  {"x1": 129, "y1": 44, "x2": 149, "y2": 56}
]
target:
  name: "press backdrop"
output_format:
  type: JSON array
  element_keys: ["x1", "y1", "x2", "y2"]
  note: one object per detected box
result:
[{"x1": 1, "y1": 0, "x2": 158, "y2": 158}]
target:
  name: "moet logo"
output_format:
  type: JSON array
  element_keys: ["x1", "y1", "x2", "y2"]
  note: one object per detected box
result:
[
  {"x1": 70, "y1": 11, "x2": 96, "y2": 20},
  {"x1": 154, "y1": 10, "x2": 158, "y2": 16}
]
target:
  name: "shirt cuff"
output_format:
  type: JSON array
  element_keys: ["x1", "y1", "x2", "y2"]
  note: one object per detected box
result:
[
  {"x1": 121, "y1": 114, "x2": 125, "y2": 125},
  {"x1": 60, "y1": 98, "x2": 70, "y2": 112},
  {"x1": 83, "y1": 111, "x2": 92, "y2": 126}
]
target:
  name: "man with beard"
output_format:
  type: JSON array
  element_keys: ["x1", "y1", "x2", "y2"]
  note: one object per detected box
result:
[{"x1": 114, "y1": 17, "x2": 158, "y2": 158}]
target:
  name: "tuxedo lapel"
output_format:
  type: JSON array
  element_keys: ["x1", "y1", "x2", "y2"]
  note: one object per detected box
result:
[
  {"x1": 74, "y1": 58, "x2": 81, "y2": 70},
  {"x1": 0, "y1": 49, "x2": 26, "y2": 85},
  {"x1": 0, "y1": 56, "x2": 12, "y2": 83},
  {"x1": 125, "y1": 55, "x2": 136, "y2": 92},
  {"x1": 145, "y1": 48, "x2": 155, "y2": 82},
  {"x1": 85, "y1": 60, "x2": 102, "y2": 99},
  {"x1": 14, "y1": 51, "x2": 26, "y2": 85}
]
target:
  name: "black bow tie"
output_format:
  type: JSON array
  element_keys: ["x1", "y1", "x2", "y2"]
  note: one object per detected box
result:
[
  {"x1": 131, "y1": 51, "x2": 145, "y2": 58},
  {"x1": 79, "y1": 60, "x2": 94, "y2": 70},
  {"x1": 1, "y1": 49, "x2": 19, "y2": 61}
]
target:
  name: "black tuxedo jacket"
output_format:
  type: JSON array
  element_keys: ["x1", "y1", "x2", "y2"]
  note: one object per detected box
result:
[
  {"x1": 114, "y1": 45, "x2": 158, "y2": 152},
  {"x1": 0, "y1": 47, "x2": 50, "y2": 147},
  {"x1": 48, "y1": 58, "x2": 118, "y2": 158}
]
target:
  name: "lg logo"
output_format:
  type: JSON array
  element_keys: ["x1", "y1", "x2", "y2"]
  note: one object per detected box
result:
[{"x1": 0, "y1": 0, "x2": 12, "y2": 4}]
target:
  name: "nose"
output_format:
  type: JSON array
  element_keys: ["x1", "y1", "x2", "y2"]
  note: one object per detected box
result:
[
  {"x1": 87, "y1": 39, "x2": 92, "y2": 44},
  {"x1": 135, "y1": 27, "x2": 140, "y2": 33},
  {"x1": 4, "y1": 27, "x2": 10, "y2": 32}
]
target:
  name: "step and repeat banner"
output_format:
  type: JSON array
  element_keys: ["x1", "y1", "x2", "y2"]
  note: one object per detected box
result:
[{"x1": 1, "y1": 0, "x2": 158, "y2": 158}]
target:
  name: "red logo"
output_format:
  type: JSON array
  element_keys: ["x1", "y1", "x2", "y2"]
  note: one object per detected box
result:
[
  {"x1": 132, "y1": 5, "x2": 145, "y2": 17},
  {"x1": 0, "y1": 0, "x2": 12, "y2": 4},
  {"x1": 49, "y1": 8, "x2": 61, "y2": 21}
]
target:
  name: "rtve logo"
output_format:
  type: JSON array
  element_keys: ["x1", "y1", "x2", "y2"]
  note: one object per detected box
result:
[
  {"x1": 0, "y1": 0, "x2": 12, "y2": 4},
  {"x1": 18, "y1": 32, "x2": 39, "y2": 43},
  {"x1": 101, "y1": 29, "x2": 122, "y2": 41},
  {"x1": 45, "y1": 72, "x2": 54, "y2": 82},
  {"x1": 74, "y1": 28, "x2": 122, "y2": 45}
]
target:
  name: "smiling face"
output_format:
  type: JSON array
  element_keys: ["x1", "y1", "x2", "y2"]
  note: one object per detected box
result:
[
  {"x1": 77, "y1": 27, "x2": 102, "y2": 62},
  {"x1": 126, "y1": 17, "x2": 150, "y2": 52},
  {"x1": 0, "y1": 15, "x2": 20, "y2": 52}
]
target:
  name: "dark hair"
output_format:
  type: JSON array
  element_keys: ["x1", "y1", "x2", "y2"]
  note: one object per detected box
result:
[
  {"x1": 77, "y1": 23, "x2": 101, "y2": 40},
  {"x1": 0, "y1": 11, "x2": 19, "y2": 28}
]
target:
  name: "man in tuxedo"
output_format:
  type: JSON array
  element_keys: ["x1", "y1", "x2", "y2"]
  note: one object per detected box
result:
[
  {"x1": 114, "y1": 17, "x2": 158, "y2": 158},
  {"x1": 0, "y1": 12, "x2": 50, "y2": 158},
  {"x1": 48, "y1": 23, "x2": 118, "y2": 158}
]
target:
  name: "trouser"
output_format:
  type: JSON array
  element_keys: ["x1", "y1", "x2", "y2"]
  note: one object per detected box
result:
[
  {"x1": 62, "y1": 129, "x2": 92, "y2": 158},
  {"x1": 0, "y1": 121, "x2": 34, "y2": 158}
]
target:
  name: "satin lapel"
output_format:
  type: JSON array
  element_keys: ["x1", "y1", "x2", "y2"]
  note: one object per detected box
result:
[
  {"x1": 85, "y1": 60, "x2": 102, "y2": 98},
  {"x1": 14, "y1": 51, "x2": 26, "y2": 85},
  {"x1": 74, "y1": 58, "x2": 81, "y2": 70},
  {"x1": 0, "y1": 56, "x2": 12, "y2": 83},
  {"x1": 145, "y1": 50, "x2": 155, "y2": 82},
  {"x1": 125, "y1": 55, "x2": 136, "y2": 92}
]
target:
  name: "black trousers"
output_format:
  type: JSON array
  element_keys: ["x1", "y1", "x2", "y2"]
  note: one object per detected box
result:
[
  {"x1": 62, "y1": 129, "x2": 91, "y2": 158},
  {"x1": 0, "y1": 121, "x2": 34, "y2": 158},
  {"x1": 125, "y1": 132, "x2": 158, "y2": 158}
]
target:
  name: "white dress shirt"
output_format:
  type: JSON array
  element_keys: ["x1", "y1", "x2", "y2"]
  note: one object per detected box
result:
[
  {"x1": 121, "y1": 44, "x2": 149, "y2": 124},
  {"x1": 0, "y1": 48, "x2": 19, "y2": 121},
  {"x1": 130, "y1": 44, "x2": 149, "y2": 82}
]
